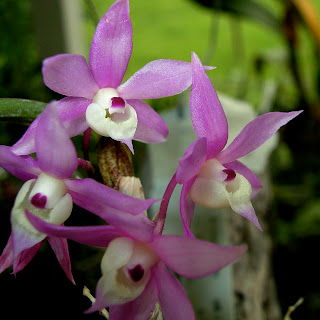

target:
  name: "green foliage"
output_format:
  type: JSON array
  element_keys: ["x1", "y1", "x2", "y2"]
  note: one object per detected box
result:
[
  {"x1": 0, "y1": 98, "x2": 46, "y2": 125},
  {"x1": 187, "y1": 0, "x2": 281, "y2": 31}
]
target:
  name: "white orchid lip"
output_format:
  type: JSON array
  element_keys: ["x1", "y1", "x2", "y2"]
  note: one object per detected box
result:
[
  {"x1": 98, "y1": 237, "x2": 159, "y2": 305},
  {"x1": 85, "y1": 88, "x2": 138, "y2": 140},
  {"x1": 190, "y1": 158, "x2": 253, "y2": 210},
  {"x1": 29, "y1": 172, "x2": 67, "y2": 209},
  {"x1": 11, "y1": 177, "x2": 73, "y2": 238}
]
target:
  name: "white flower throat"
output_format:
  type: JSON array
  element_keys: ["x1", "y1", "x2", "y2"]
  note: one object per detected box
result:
[
  {"x1": 11, "y1": 173, "x2": 73, "y2": 237},
  {"x1": 97, "y1": 237, "x2": 159, "y2": 305},
  {"x1": 190, "y1": 158, "x2": 253, "y2": 211},
  {"x1": 85, "y1": 88, "x2": 138, "y2": 140}
]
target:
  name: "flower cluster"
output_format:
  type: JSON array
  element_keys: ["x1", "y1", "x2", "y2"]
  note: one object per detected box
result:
[{"x1": 0, "y1": 0, "x2": 302, "y2": 319}]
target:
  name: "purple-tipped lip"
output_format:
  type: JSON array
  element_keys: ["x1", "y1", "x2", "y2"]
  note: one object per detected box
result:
[
  {"x1": 111, "y1": 97, "x2": 125, "y2": 108},
  {"x1": 30, "y1": 193, "x2": 47, "y2": 209},
  {"x1": 128, "y1": 264, "x2": 144, "y2": 282},
  {"x1": 223, "y1": 169, "x2": 236, "y2": 182}
]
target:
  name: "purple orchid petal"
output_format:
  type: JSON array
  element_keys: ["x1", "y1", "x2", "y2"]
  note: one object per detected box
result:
[
  {"x1": 128, "y1": 99, "x2": 168, "y2": 143},
  {"x1": 42, "y1": 54, "x2": 99, "y2": 99},
  {"x1": 151, "y1": 235, "x2": 247, "y2": 278},
  {"x1": 11, "y1": 116, "x2": 38, "y2": 155},
  {"x1": 154, "y1": 262, "x2": 196, "y2": 320},
  {"x1": 11, "y1": 97, "x2": 90, "y2": 156},
  {"x1": 217, "y1": 111, "x2": 303, "y2": 164},
  {"x1": 118, "y1": 59, "x2": 212, "y2": 100},
  {"x1": 65, "y1": 178, "x2": 158, "y2": 215},
  {"x1": 56, "y1": 97, "x2": 91, "y2": 136},
  {"x1": 224, "y1": 160, "x2": 262, "y2": 198},
  {"x1": 69, "y1": 191, "x2": 154, "y2": 242},
  {"x1": 190, "y1": 52, "x2": 228, "y2": 158},
  {"x1": 26, "y1": 211, "x2": 123, "y2": 247},
  {"x1": 180, "y1": 177, "x2": 196, "y2": 238},
  {"x1": 109, "y1": 275, "x2": 158, "y2": 320},
  {"x1": 176, "y1": 138, "x2": 207, "y2": 184},
  {"x1": 47, "y1": 236, "x2": 75, "y2": 284},
  {"x1": 13, "y1": 241, "x2": 42, "y2": 274},
  {"x1": 36, "y1": 102, "x2": 78, "y2": 179},
  {"x1": 89, "y1": 0, "x2": 132, "y2": 88},
  {"x1": 0, "y1": 145, "x2": 40, "y2": 181}
]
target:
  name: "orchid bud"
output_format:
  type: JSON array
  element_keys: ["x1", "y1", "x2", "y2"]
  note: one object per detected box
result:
[{"x1": 97, "y1": 137, "x2": 134, "y2": 189}]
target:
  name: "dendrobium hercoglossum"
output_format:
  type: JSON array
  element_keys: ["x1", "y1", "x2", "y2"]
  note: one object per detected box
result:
[
  {"x1": 12, "y1": 0, "x2": 211, "y2": 155},
  {"x1": 0, "y1": 102, "x2": 157, "y2": 280},
  {"x1": 27, "y1": 211, "x2": 247, "y2": 320},
  {"x1": 171, "y1": 52, "x2": 302, "y2": 236}
]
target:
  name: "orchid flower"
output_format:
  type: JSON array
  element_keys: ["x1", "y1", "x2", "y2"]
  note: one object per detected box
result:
[
  {"x1": 12, "y1": 0, "x2": 212, "y2": 155},
  {"x1": 0, "y1": 102, "x2": 157, "y2": 279},
  {"x1": 27, "y1": 212, "x2": 247, "y2": 320},
  {"x1": 170, "y1": 52, "x2": 302, "y2": 236}
]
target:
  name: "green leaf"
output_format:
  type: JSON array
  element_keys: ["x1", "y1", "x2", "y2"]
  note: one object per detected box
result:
[
  {"x1": 0, "y1": 98, "x2": 46, "y2": 125},
  {"x1": 188, "y1": 0, "x2": 281, "y2": 32}
]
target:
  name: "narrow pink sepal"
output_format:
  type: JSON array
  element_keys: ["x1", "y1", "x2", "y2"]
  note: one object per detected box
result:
[
  {"x1": 236, "y1": 205, "x2": 262, "y2": 231},
  {"x1": 85, "y1": 282, "x2": 110, "y2": 313},
  {"x1": 42, "y1": 54, "x2": 99, "y2": 99},
  {"x1": 154, "y1": 262, "x2": 196, "y2": 320},
  {"x1": 223, "y1": 160, "x2": 262, "y2": 198},
  {"x1": 0, "y1": 145, "x2": 40, "y2": 181},
  {"x1": 109, "y1": 274, "x2": 158, "y2": 320},
  {"x1": 47, "y1": 236, "x2": 75, "y2": 284},
  {"x1": 128, "y1": 99, "x2": 168, "y2": 143},
  {"x1": 89, "y1": 0, "x2": 132, "y2": 88},
  {"x1": 217, "y1": 111, "x2": 303, "y2": 164},
  {"x1": 0, "y1": 234, "x2": 14, "y2": 273},
  {"x1": 190, "y1": 52, "x2": 228, "y2": 158},
  {"x1": 26, "y1": 211, "x2": 123, "y2": 247},
  {"x1": 11, "y1": 221, "x2": 44, "y2": 260},
  {"x1": 13, "y1": 241, "x2": 42, "y2": 274},
  {"x1": 36, "y1": 102, "x2": 78, "y2": 179},
  {"x1": 151, "y1": 235, "x2": 247, "y2": 279},
  {"x1": 119, "y1": 138, "x2": 134, "y2": 154},
  {"x1": 176, "y1": 138, "x2": 207, "y2": 184}
]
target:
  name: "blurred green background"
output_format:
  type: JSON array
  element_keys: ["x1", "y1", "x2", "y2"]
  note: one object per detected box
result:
[{"x1": 0, "y1": 0, "x2": 320, "y2": 319}]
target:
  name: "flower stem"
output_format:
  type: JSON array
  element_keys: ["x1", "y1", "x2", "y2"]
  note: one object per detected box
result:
[{"x1": 153, "y1": 173, "x2": 177, "y2": 235}]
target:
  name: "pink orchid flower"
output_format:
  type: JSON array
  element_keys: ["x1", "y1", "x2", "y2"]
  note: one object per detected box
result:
[
  {"x1": 27, "y1": 212, "x2": 247, "y2": 320},
  {"x1": 171, "y1": 52, "x2": 302, "y2": 236},
  {"x1": 0, "y1": 102, "x2": 157, "y2": 280},
  {"x1": 12, "y1": 0, "x2": 211, "y2": 155}
]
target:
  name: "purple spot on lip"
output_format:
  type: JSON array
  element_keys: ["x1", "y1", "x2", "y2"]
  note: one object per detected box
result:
[
  {"x1": 128, "y1": 264, "x2": 144, "y2": 282},
  {"x1": 111, "y1": 97, "x2": 125, "y2": 108},
  {"x1": 30, "y1": 193, "x2": 47, "y2": 209},
  {"x1": 223, "y1": 169, "x2": 236, "y2": 182}
]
